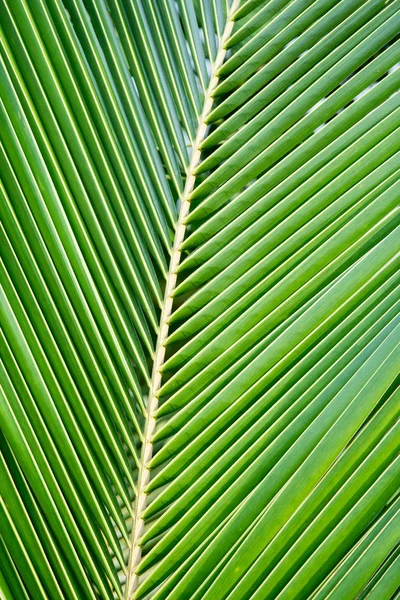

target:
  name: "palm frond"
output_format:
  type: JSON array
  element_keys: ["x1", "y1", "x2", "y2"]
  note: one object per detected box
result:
[{"x1": 0, "y1": 0, "x2": 399, "y2": 599}]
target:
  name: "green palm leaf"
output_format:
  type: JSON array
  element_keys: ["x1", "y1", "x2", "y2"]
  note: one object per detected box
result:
[{"x1": 0, "y1": 0, "x2": 399, "y2": 599}]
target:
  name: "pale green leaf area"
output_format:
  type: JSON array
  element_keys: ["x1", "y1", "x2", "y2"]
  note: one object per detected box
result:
[{"x1": 0, "y1": 0, "x2": 399, "y2": 598}]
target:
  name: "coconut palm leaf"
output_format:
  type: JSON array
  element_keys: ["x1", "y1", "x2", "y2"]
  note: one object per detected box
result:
[{"x1": 0, "y1": 0, "x2": 399, "y2": 599}]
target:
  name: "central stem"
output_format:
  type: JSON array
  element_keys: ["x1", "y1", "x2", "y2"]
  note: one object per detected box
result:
[{"x1": 124, "y1": 6, "x2": 238, "y2": 596}]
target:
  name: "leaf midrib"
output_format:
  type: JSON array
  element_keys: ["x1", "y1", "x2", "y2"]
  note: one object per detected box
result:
[{"x1": 123, "y1": 3, "x2": 240, "y2": 597}]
